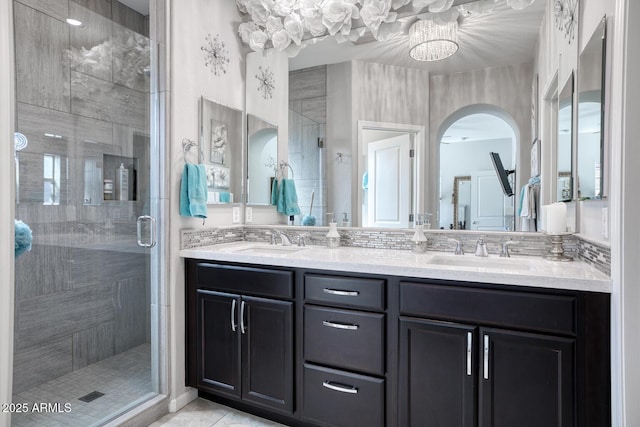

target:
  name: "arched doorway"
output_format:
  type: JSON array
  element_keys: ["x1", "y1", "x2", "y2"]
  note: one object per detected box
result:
[{"x1": 438, "y1": 106, "x2": 519, "y2": 231}]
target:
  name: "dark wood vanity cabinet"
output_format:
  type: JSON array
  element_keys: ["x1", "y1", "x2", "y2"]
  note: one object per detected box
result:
[
  {"x1": 301, "y1": 274, "x2": 387, "y2": 427},
  {"x1": 185, "y1": 259, "x2": 610, "y2": 427},
  {"x1": 186, "y1": 261, "x2": 294, "y2": 414},
  {"x1": 398, "y1": 281, "x2": 609, "y2": 427}
]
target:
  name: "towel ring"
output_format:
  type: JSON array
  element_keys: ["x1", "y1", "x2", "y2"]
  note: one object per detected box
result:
[
  {"x1": 279, "y1": 161, "x2": 294, "y2": 179},
  {"x1": 182, "y1": 138, "x2": 204, "y2": 163}
]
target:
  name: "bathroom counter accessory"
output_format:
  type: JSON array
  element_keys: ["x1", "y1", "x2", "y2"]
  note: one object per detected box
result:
[{"x1": 180, "y1": 242, "x2": 611, "y2": 293}]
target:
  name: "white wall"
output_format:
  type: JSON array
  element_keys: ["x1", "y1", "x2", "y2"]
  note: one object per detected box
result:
[
  {"x1": 439, "y1": 138, "x2": 513, "y2": 229},
  {"x1": 0, "y1": 1, "x2": 15, "y2": 426},
  {"x1": 168, "y1": 0, "x2": 245, "y2": 410}
]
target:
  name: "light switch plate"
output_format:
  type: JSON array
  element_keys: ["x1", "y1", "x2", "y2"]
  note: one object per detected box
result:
[
  {"x1": 232, "y1": 206, "x2": 240, "y2": 224},
  {"x1": 245, "y1": 207, "x2": 253, "y2": 223}
]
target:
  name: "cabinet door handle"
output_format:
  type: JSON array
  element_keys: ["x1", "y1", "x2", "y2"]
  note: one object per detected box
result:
[
  {"x1": 323, "y1": 288, "x2": 359, "y2": 297},
  {"x1": 483, "y1": 334, "x2": 490, "y2": 380},
  {"x1": 231, "y1": 299, "x2": 237, "y2": 332},
  {"x1": 240, "y1": 300, "x2": 247, "y2": 334},
  {"x1": 467, "y1": 331, "x2": 472, "y2": 376},
  {"x1": 322, "y1": 381, "x2": 358, "y2": 394},
  {"x1": 322, "y1": 320, "x2": 359, "y2": 330}
]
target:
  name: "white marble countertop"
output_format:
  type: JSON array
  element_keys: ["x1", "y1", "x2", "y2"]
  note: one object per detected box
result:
[{"x1": 180, "y1": 242, "x2": 612, "y2": 293}]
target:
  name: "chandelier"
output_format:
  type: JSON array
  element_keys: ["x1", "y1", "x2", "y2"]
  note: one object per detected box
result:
[{"x1": 409, "y1": 19, "x2": 458, "y2": 61}]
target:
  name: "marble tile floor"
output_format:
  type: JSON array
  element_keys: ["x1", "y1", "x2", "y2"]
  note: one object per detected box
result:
[
  {"x1": 149, "y1": 398, "x2": 287, "y2": 427},
  {"x1": 11, "y1": 344, "x2": 153, "y2": 427}
]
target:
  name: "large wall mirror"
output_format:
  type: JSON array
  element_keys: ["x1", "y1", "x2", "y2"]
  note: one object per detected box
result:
[
  {"x1": 247, "y1": 114, "x2": 278, "y2": 205},
  {"x1": 557, "y1": 73, "x2": 574, "y2": 202},
  {"x1": 246, "y1": 0, "x2": 548, "y2": 231},
  {"x1": 577, "y1": 16, "x2": 606, "y2": 200},
  {"x1": 199, "y1": 96, "x2": 243, "y2": 204}
]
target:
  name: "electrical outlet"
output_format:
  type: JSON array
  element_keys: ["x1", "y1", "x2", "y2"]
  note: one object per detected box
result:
[
  {"x1": 232, "y1": 206, "x2": 240, "y2": 224},
  {"x1": 602, "y1": 207, "x2": 608, "y2": 240},
  {"x1": 245, "y1": 207, "x2": 253, "y2": 223}
]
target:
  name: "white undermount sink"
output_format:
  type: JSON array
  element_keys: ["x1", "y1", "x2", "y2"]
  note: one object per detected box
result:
[
  {"x1": 233, "y1": 245, "x2": 307, "y2": 255},
  {"x1": 427, "y1": 254, "x2": 536, "y2": 271}
]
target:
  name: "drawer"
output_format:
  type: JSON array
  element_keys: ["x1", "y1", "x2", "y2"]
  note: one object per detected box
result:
[
  {"x1": 302, "y1": 363, "x2": 384, "y2": 427},
  {"x1": 305, "y1": 274, "x2": 385, "y2": 310},
  {"x1": 304, "y1": 306, "x2": 385, "y2": 376},
  {"x1": 400, "y1": 281, "x2": 577, "y2": 336},
  {"x1": 191, "y1": 261, "x2": 293, "y2": 299}
]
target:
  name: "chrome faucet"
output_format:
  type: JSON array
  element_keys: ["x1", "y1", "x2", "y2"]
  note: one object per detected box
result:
[
  {"x1": 449, "y1": 238, "x2": 464, "y2": 255},
  {"x1": 278, "y1": 231, "x2": 292, "y2": 246},
  {"x1": 475, "y1": 239, "x2": 488, "y2": 257},
  {"x1": 270, "y1": 230, "x2": 292, "y2": 246},
  {"x1": 500, "y1": 240, "x2": 517, "y2": 258}
]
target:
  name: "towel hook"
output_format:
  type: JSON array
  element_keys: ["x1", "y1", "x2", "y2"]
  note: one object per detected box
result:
[
  {"x1": 182, "y1": 138, "x2": 204, "y2": 164},
  {"x1": 279, "y1": 160, "x2": 294, "y2": 179}
]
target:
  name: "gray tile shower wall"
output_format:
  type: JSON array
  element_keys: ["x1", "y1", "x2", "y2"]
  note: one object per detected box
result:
[
  {"x1": 182, "y1": 226, "x2": 611, "y2": 277},
  {"x1": 13, "y1": 0, "x2": 152, "y2": 394}
]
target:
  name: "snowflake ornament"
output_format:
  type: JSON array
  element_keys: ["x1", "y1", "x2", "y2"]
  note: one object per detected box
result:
[
  {"x1": 256, "y1": 66, "x2": 275, "y2": 100},
  {"x1": 201, "y1": 34, "x2": 230, "y2": 76}
]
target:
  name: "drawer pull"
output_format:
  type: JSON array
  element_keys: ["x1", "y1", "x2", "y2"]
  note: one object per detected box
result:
[
  {"x1": 323, "y1": 288, "x2": 360, "y2": 297},
  {"x1": 322, "y1": 381, "x2": 358, "y2": 394},
  {"x1": 467, "y1": 331, "x2": 472, "y2": 376},
  {"x1": 322, "y1": 320, "x2": 359, "y2": 330},
  {"x1": 483, "y1": 334, "x2": 490, "y2": 380}
]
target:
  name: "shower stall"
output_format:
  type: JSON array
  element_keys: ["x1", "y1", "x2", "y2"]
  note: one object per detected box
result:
[{"x1": 11, "y1": 0, "x2": 164, "y2": 425}]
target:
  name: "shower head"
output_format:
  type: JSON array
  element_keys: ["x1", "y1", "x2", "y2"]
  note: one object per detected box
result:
[{"x1": 14, "y1": 132, "x2": 28, "y2": 151}]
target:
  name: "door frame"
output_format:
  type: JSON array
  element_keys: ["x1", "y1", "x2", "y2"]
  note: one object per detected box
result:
[
  {"x1": 0, "y1": 2, "x2": 16, "y2": 426},
  {"x1": 356, "y1": 120, "x2": 425, "y2": 228}
]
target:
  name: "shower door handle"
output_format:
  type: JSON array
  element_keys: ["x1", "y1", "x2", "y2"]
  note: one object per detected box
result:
[{"x1": 137, "y1": 215, "x2": 157, "y2": 248}]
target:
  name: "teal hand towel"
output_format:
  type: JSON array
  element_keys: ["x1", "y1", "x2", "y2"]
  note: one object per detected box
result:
[
  {"x1": 180, "y1": 164, "x2": 208, "y2": 218},
  {"x1": 277, "y1": 178, "x2": 301, "y2": 216},
  {"x1": 270, "y1": 178, "x2": 278, "y2": 206}
]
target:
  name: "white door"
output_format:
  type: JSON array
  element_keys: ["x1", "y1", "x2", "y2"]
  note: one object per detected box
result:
[
  {"x1": 470, "y1": 171, "x2": 507, "y2": 230},
  {"x1": 366, "y1": 135, "x2": 411, "y2": 228}
]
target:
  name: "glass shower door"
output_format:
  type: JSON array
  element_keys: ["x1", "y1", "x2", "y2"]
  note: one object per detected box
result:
[{"x1": 12, "y1": 1, "x2": 160, "y2": 425}]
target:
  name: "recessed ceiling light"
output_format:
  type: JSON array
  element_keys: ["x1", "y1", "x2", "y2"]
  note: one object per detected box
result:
[{"x1": 66, "y1": 18, "x2": 83, "y2": 26}]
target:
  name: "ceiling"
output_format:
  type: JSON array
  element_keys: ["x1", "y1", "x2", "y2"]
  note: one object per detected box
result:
[
  {"x1": 117, "y1": 0, "x2": 149, "y2": 16},
  {"x1": 289, "y1": 0, "x2": 546, "y2": 75},
  {"x1": 441, "y1": 113, "x2": 515, "y2": 144}
]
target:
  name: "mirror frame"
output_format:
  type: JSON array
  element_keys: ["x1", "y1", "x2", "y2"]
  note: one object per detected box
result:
[{"x1": 577, "y1": 15, "x2": 607, "y2": 200}]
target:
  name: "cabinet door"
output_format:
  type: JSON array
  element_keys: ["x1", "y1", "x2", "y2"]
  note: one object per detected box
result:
[
  {"x1": 196, "y1": 290, "x2": 241, "y2": 398},
  {"x1": 479, "y1": 328, "x2": 574, "y2": 427},
  {"x1": 399, "y1": 318, "x2": 477, "y2": 427},
  {"x1": 241, "y1": 296, "x2": 294, "y2": 413}
]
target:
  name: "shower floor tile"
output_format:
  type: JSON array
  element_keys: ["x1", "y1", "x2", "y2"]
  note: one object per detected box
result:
[{"x1": 11, "y1": 344, "x2": 153, "y2": 427}]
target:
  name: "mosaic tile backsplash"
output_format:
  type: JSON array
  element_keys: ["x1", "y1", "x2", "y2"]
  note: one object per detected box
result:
[{"x1": 181, "y1": 225, "x2": 610, "y2": 277}]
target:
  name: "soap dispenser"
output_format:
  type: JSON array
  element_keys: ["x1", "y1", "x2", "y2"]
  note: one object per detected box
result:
[
  {"x1": 325, "y1": 213, "x2": 340, "y2": 248},
  {"x1": 411, "y1": 214, "x2": 428, "y2": 253}
]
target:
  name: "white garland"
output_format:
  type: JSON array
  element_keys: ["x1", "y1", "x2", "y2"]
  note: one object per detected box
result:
[{"x1": 236, "y1": 0, "x2": 535, "y2": 56}]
